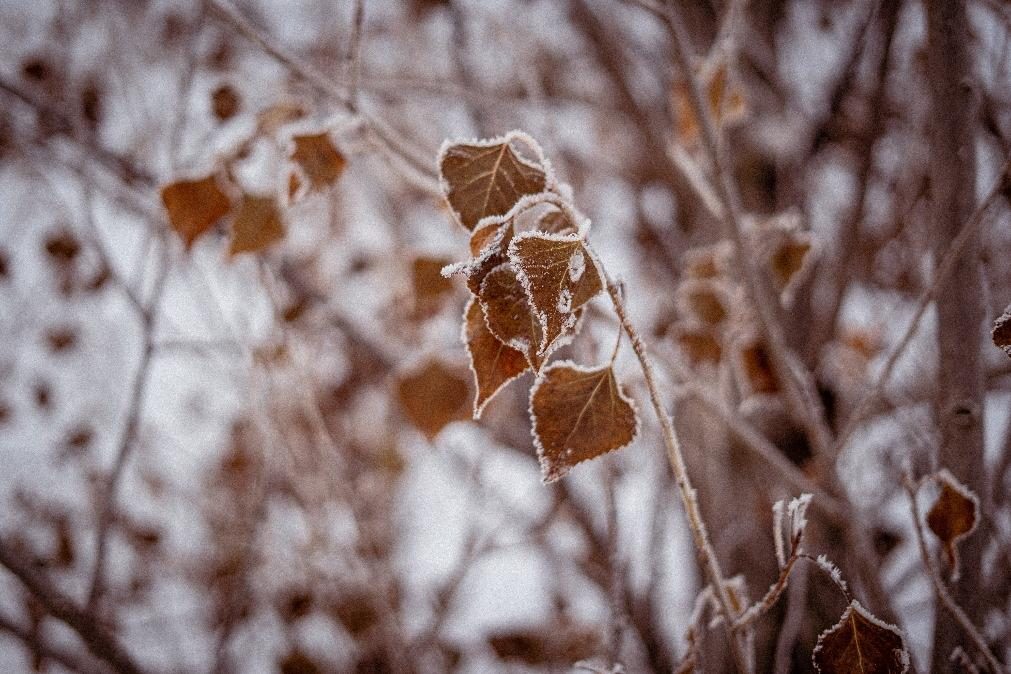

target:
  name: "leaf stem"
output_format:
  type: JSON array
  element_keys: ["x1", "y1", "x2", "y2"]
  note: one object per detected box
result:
[{"x1": 600, "y1": 269, "x2": 751, "y2": 673}]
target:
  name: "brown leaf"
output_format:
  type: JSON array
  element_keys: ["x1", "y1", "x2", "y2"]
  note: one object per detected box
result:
[
  {"x1": 438, "y1": 135, "x2": 547, "y2": 231},
  {"x1": 813, "y1": 600, "x2": 909, "y2": 674},
  {"x1": 530, "y1": 361, "x2": 639, "y2": 482},
  {"x1": 463, "y1": 298, "x2": 529, "y2": 418},
  {"x1": 211, "y1": 84, "x2": 241, "y2": 121},
  {"x1": 508, "y1": 232, "x2": 603, "y2": 357},
  {"x1": 479, "y1": 264, "x2": 543, "y2": 370},
  {"x1": 676, "y1": 325, "x2": 723, "y2": 366},
  {"x1": 161, "y1": 175, "x2": 231, "y2": 249},
  {"x1": 737, "y1": 338, "x2": 778, "y2": 394},
  {"x1": 256, "y1": 100, "x2": 306, "y2": 134},
  {"x1": 228, "y1": 194, "x2": 284, "y2": 256},
  {"x1": 396, "y1": 359, "x2": 470, "y2": 440},
  {"x1": 992, "y1": 304, "x2": 1011, "y2": 358},
  {"x1": 925, "y1": 470, "x2": 979, "y2": 577},
  {"x1": 442, "y1": 217, "x2": 515, "y2": 296},
  {"x1": 291, "y1": 132, "x2": 346, "y2": 190},
  {"x1": 411, "y1": 256, "x2": 454, "y2": 315},
  {"x1": 676, "y1": 279, "x2": 731, "y2": 327},
  {"x1": 770, "y1": 235, "x2": 812, "y2": 294},
  {"x1": 672, "y1": 55, "x2": 747, "y2": 146}
]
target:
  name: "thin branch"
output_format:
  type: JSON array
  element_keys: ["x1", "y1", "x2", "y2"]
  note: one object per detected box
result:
[
  {"x1": 832, "y1": 159, "x2": 1010, "y2": 459},
  {"x1": 600, "y1": 270, "x2": 751, "y2": 673},
  {"x1": 903, "y1": 479, "x2": 1004, "y2": 673},
  {"x1": 0, "y1": 539, "x2": 145, "y2": 674},
  {"x1": 0, "y1": 613, "x2": 108, "y2": 674}
]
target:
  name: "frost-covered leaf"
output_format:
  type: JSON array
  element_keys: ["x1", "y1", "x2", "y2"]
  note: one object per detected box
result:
[
  {"x1": 750, "y1": 212, "x2": 815, "y2": 305},
  {"x1": 460, "y1": 218, "x2": 516, "y2": 296},
  {"x1": 992, "y1": 303, "x2": 1011, "y2": 358},
  {"x1": 161, "y1": 175, "x2": 231, "y2": 249},
  {"x1": 926, "y1": 469, "x2": 979, "y2": 577},
  {"x1": 529, "y1": 361, "x2": 639, "y2": 483},
  {"x1": 229, "y1": 194, "x2": 284, "y2": 256},
  {"x1": 535, "y1": 209, "x2": 578, "y2": 235},
  {"x1": 438, "y1": 134, "x2": 547, "y2": 231},
  {"x1": 396, "y1": 359, "x2": 470, "y2": 440},
  {"x1": 479, "y1": 263, "x2": 544, "y2": 370},
  {"x1": 290, "y1": 132, "x2": 346, "y2": 190},
  {"x1": 462, "y1": 298, "x2": 528, "y2": 418},
  {"x1": 813, "y1": 600, "x2": 909, "y2": 674},
  {"x1": 508, "y1": 232, "x2": 602, "y2": 357}
]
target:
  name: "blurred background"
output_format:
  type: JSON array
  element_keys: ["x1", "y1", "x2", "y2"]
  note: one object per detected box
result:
[{"x1": 1, "y1": 0, "x2": 1010, "y2": 672}]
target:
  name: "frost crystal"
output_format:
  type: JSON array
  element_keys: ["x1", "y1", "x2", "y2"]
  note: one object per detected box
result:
[
  {"x1": 568, "y1": 249, "x2": 585, "y2": 283},
  {"x1": 557, "y1": 288, "x2": 572, "y2": 314}
]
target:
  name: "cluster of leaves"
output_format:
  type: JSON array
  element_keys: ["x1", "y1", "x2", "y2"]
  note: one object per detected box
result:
[
  {"x1": 432, "y1": 132, "x2": 639, "y2": 482},
  {"x1": 160, "y1": 102, "x2": 346, "y2": 255}
]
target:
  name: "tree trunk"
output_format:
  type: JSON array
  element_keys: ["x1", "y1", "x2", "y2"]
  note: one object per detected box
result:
[{"x1": 925, "y1": 1, "x2": 988, "y2": 670}]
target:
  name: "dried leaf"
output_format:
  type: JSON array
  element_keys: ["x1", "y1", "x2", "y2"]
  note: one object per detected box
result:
[
  {"x1": 479, "y1": 264, "x2": 543, "y2": 370},
  {"x1": 508, "y1": 232, "x2": 603, "y2": 357},
  {"x1": 672, "y1": 55, "x2": 747, "y2": 146},
  {"x1": 291, "y1": 132, "x2": 346, "y2": 190},
  {"x1": 992, "y1": 304, "x2": 1011, "y2": 358},
  {"x1": 676, "y1": 279, "x2": 730, "y2": 327},
  {"x1": 536, "y1": 209, "x2": 578, "y2": 235},
  {"x1": 530, "y1": 361, "x2": 639, "y2": 482},
  {"x1": 676, "y1": 326, "x2": 723, "y2": 366},
  {"x1": 442, "y1": 217, "x2": 514, "y2": 296},
  {"x1": 438, "y1": 134, "x2": 547, "y2": 231},
  {"x1": 228, "y1": 194, "x2": 284, "y2": 256},
  {"x1": 211, "y1": 84, "x2": 240, "y2": 121},
  {"x1": 737, "y1": 338, "x2": 778, "y2": 394},
  {"x1": 770, "y1": 235, "x2": 812, "y2": 296},
  {"x1": 813, "y1": 600, "x2": 909, "y2": 674},
  {"x1": 411, "y1": 256, "x2": 454, "y2": 314},
  {"x1": 396, "y1": 359, "x2": 470, "y2": 440},
  {"x1": 161, "y1": 175, "x2": 231, "y2": 248},
  {"x1": 462, "y1": 298, "x2": 528, "y2": 418},
  {"x1": 925, "y1": 469, "x2": 979, "y2": 577},
  {"x1": 256, "y1": 100, "x2": 306, "y2": 134}
]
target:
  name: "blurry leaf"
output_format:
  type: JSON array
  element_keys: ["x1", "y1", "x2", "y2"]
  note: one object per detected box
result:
[
  {"x1": 738, "y1": 339, "x2": 778, "y2": 394},
  {"x1": 80, "y1": 78, "x2": 102, "y2": 130},
  {"x1": 411, "y1": 256, "x2": 454, "y2": 315},
  {"x1": 331, "y1": 590, "x2": 379, "y2": 635},
  {"x1": 813, "y1": 600, "x2": 909, "y2": 674},
  {"x1": 21, "y1": 57, "x2": 53, "y2": 83},
  {"x1": 992, "y1": 304, "x2": 1011, "y2": 358},
  {"x1": 228, "y1": 194, "x2": 284, "y2": 256},
  {"x1": 256, "y1": 101, "x2": 306, "y2": 134},
  {"x1": 44, "y1": 230, "x2": 80, "y2": 264},
  {"x1": 508, "y1": 232, "x2": 602, "y2": 357},
  {"x1": 0, "y1": 247, "x2": 9, "y2": 280},
  {"x1": 676, "y1": 326, "x2": 722, "y2": 366},
  {"x1": 439, "y1": 136, "x2": 546, "y2": 230},
  {"x1": 279, "y1": 649, "x2": 321, "y2": 674},
  {"x1": 683, "y1": 242, "x2": 732, "y2": 280},
  {"x1": 478, "y1": 264, "x2": 543, "y2": 370},
  {"x1": 769, "y1": 234, "x2": 812, "y2": 296},
  {"x1": 278, "y1": 588, "x2": 313, "y2": 624},
  {"x1": 290, "y1": 132, "x2": 346, "y2": 191},
  {"x1": 488, "y1": 623, "x2": 600, "y2": 665},
  {"x1": 463, "y1": 297, "x2": 529, "y2": 418},
  {"x1": 287, "y1": 171, "x2": 304, "y2": 203},
  {"x1": 397, "y1": 359, "x2": 470, "y2": 440},
  {"x1": 676, "y1": 279, "x2": 730, "y2": 327},
  {"x1": 925, "y1": 470, "x2": 979, "y2": 577},
  {"x1": 45, "y1": 325, "x2": 77, "y2": 353},
  {"x1": 530, "y1": 362, "x2": 639, "y2": 482},
  {"x1": 161, "y1": 175, "x2": 231, "y2": 249},
  {"x1": 0, "y1": 398, "x2": 10, "y2": 426},
  {"x1": 211, "y1": 84, "x2": 241, "y2": 121},
  {"x1": 672, "y1": 55, "x2": 747, "y2": 146}
]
